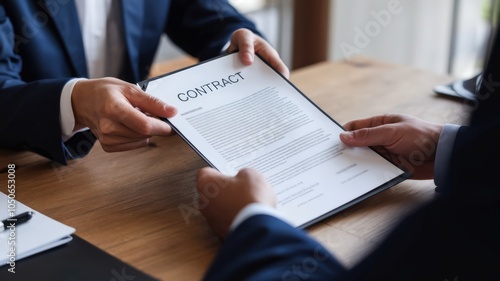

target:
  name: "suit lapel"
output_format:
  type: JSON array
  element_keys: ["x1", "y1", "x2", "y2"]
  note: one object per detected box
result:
[
  {"x1": 41, "y1": 0, "x2": 145, "y2": 81},
  {"x1": 42, "y1": 0, "x2": 88, "y2": 77},
  {"x1": 120, "y1": 0, "x2": 145, "y2": 82}
]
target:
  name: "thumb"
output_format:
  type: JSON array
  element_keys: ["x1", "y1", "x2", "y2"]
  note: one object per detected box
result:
[
  {"x1": 339, "y1": 127, "x2": 394, "y2": 147},
  {"x1": 197, "y1": 167, "x2": 231, "y2": 192}
]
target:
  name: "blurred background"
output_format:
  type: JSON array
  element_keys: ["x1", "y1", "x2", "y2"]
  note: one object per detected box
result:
[{"x1": 154, "y1": 0, "x2": 498, "y2": 79}]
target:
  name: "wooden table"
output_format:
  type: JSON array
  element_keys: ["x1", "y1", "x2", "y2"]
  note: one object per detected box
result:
[{"x1": 0, "y1": 57, "x2": 468, "y2": 280}]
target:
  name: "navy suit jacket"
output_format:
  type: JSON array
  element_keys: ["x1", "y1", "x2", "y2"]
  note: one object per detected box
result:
[
  {"x1": 203, "y1": 24, "x2": 500, "y2": 281},
  {"x1": 0, "y1": 0, "x2": 259, "y2": 164}
]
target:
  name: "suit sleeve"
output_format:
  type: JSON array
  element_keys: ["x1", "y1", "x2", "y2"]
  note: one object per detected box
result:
[
  {"x1": 0, "y1": 7, "x2": 95, "y2": 164},
  {"x1": 202, "y1": 215, "x2": 346, "y2": 281},
  {"x1": 165, "y1": 0, "x2": 262, "y2": 61}
]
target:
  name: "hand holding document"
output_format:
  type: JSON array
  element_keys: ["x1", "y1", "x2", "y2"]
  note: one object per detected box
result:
[{"x1": 140, "y1": 52, "x2": 409, "y2": 228}]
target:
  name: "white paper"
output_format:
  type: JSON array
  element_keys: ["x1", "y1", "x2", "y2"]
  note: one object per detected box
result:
[
  {"x1": 143, "y1": 53, "x2": 407, "y2": 227},
  {"x1": 0, "y1": 192, "x2": 75, "y2": 265}
]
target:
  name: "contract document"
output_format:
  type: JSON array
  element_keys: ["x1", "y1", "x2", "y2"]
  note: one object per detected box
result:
[{"x1": 139, "y1": 52, "x2": 409, "y2": 228}]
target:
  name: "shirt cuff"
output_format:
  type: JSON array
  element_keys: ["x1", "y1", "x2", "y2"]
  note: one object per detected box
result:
[
  {"x1": 434, "y1": 124, "x2": 461, "y2": 187},
  {"x1": 221, "y1": 40, "x2": 231, "y2": 54},
  {"x1": 229, "y1": 203, "x2": 290, "y2": 232},
  {"x1": 60, "y1": 78, "x2": 87, "y2": 141}
]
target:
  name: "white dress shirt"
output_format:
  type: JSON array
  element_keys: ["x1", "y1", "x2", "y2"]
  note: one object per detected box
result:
[{"x1": 60, "y1": 0, "x2": 124, "y2": 138}]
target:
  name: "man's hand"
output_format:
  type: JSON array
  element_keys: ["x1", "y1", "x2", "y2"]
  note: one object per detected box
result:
[
  {"x1": 227, "y1": 28, "x2": 290, "y2": 79},
  {"x1": 196, "y1": 167, "x2": 276, "y2": 239},
  {"x1": 340, "y1": 114, "x2": 443, "y2": 179},
  {"x1": 71, "y1": 77, "x2": 177, "y2": 152}
]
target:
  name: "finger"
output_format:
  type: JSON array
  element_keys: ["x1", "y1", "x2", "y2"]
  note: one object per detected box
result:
[
  {"x1": 94, "y1": 118, "x2": 175, "y2": 148},
  {"x1": 236, "y1": 167, "x2": 264, "y2": 182},
  {"x1": 196, "y1": 167, "x2": 231, "y2": 194},
  {"x1": 343, "y1": 114, "x2": 403, "y2": 131},
  {"x1": 126, "y1": 88, "x2": 177, "y2": 118},
  {"x1": 229, "y1": 29, "x2": 255, "y2": 65},
  {"x1": 339, "y1": 125, "x2": 399, "y2": 147},
  {"x1": 116, "y1": 102, "x2": 175, "y2": 136},
  {"x1": 252, "y1": 43, "x2": 290, "y2": 78},
  {"x1": 197, "y1": 167, "x2": 219, "y2": 180},
  {"x1": 124, "y1": 113, "x2": 174, "y2": 136},
  {"x1": 229, "y1": 29, "x2": 289, "y2": 78},
  {"x1": 236, "y1": 168, "x2": 276, "y2": 207},
  {"x1": 270, "y1": 59, "x2": 290, "y2": 79},
  {"x1": 96, "y1": 118, "x2": 154, "y2": 139},
  {"x1": 237, "y1": 41, "x2": 255, "y2": 66}
]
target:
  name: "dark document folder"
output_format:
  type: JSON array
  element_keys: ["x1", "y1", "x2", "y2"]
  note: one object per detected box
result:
[{"x1": 0, "y1": 235, "x2": 158, "y2": 281}]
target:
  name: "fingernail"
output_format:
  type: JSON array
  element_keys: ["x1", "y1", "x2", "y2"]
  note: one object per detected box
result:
[
  {"x1": 244, "y1": 52, "x2": 254, "y2": 62},
  {"x1": 340, "y1": 131, "x2": 353, "y2": 141},
  {"x1": 164, "y1": 105, "x2": 177, "y2": 115}
]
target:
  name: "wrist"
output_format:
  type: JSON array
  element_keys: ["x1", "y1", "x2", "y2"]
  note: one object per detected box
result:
[{"x1": 71, "y1": 78, "x2": 95, "y2": 131}]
